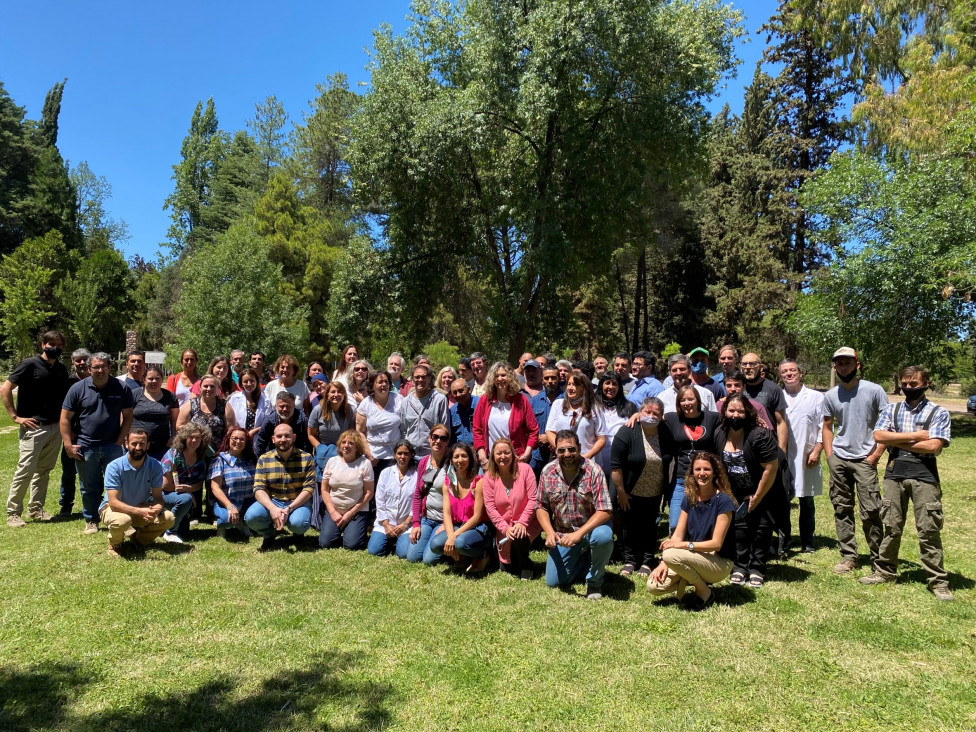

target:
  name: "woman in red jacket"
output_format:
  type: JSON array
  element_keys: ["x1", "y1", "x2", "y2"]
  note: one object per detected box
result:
[{"x1": 472, "y1": 361, "x2": 539, "y2": 472}]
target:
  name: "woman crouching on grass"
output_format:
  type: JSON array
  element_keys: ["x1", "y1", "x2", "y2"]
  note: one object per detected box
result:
[
  {"x1": 209, "y1": 426, "x2": 257, "y2": 539},
  {"x1": 647, "y1": 452, "x2": 737, "y2": 611},
  {"x1": 481, "y1": 437, "x2": 540, "y2": 579},
  {"x1": 427, "y1": 443, "x2": 493, "y2": 574}
]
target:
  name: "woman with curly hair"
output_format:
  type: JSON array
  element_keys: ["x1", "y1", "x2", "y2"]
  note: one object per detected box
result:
[
  {"x1": 646, "y1": 452, "x2": 737, "y2": 611},
  {"x1": 472, "y1": 361, "x2": 539, "y2": 472},
  {"x1": 160, "y1": 422, "x2": 215, "y2": 543}
]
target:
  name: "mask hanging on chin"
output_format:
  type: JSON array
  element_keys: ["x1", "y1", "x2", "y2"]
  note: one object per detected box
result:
[{"x1": 837, "y1": 369, "x2": 857, "y2": 384}]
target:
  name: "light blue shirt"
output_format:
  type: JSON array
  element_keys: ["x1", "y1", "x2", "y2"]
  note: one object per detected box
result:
[
  {"x1": 99, "y1": 454, "x2": 164, "y2": 511},
  {"x1": 627, "y1": 376, "x2": 665, "y2": 407}
]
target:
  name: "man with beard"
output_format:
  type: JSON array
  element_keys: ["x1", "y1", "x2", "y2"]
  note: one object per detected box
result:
[
  {"x1": 658, "y1": 354, "x2": 717, "y2": 414},
  {"x1": 862, "y1": 365, "x2": 953, "y2": 600},
  {"x1": 254, "y1": 392, "x2": 310, "y2": 456},
  {"x1": 536, "y1": 430, "x2": 613, "y2": 600},
  {"x1": 822, "y1": 347, "x2": 888, "y2": 575},
  {"x1": 523, "y1": 361, "x2": 559, "y2": 477},
  {"x1": 740, "y1": 353, "x2": 788, "y2": 452},
  {"x1": 398, "y1": 364, "x2": 450, "y2": 457},
  {"x1": 99, "y1": 429, "x2": 175, "y2": 557}
]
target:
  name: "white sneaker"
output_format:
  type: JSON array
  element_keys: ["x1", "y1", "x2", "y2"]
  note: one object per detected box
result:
[{"x1": 163, "y1": 533, "x2": 184, "y2": 544}]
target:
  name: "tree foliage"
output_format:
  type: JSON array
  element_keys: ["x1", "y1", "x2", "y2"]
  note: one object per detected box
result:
[
  {"x1": 0, "y1": 231, "x2": 65, "y2": 358},
  {"x1": 57, "y1": 248, "x2": 136, "y2": 354}
]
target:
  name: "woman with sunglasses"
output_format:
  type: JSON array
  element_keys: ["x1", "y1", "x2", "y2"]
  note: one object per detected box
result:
[{"x1": 407, "y1": 423, "x2": 452, "y2": 563}]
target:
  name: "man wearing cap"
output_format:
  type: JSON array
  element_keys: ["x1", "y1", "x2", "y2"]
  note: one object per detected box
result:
[
  {"x1": 688, "y1": 348, "x2": 725, "y2": 400},
  {"x1": 520, "y1": 359, "x2": 556, "y2": 477},
  {"x1": 861, "y1": 365, "x2": 952, "y2": 600},
  {"x1": 822, "y1": 347, "x2": 888, "y2": 575},
  {"x1": 626, "y1": 351, "x2": 664, "y2": 407}
]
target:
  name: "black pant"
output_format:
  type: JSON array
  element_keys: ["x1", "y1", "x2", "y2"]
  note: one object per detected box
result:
[
  {"x1": 620, "y1": 494, "x2": 662, "y2": 568},
  {"x1": 734, "y1": 499, "x2": 775, "y2": 578},
  {"x1": 501, "y1": 536, "x2": 532, "y2": 573},
  {"x1": 798, "y1": 496, "x2": 815, "y2": 547}
]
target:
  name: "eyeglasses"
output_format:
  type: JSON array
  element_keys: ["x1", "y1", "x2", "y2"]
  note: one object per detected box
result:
[{"x1": 430, "y1": 434, "x2": 449, "y2": 442}]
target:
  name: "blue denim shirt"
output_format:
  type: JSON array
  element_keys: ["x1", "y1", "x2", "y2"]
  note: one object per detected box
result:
[
  {"x1": 526, "y1": 388, "x2": 560, "y2": 465},
  {"x1": 626, "y1": 376, "x2": 665, "y2": 408},
  {"x1": 450, "y1": 395, "x2": 479, "y2": 446}
]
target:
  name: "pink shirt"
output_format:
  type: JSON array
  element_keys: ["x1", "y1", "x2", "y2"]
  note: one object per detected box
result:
[
  {"x1": 481, "y1": 466, "x2": 541, "y2": 564},
  {"x1": 323, "y1": 455, "x2": 374, "y2": 513}
]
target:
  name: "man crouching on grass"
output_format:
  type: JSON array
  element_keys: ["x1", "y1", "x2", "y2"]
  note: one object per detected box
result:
[
  {"x1": 536, "y1": 430, "x2": 614, "y2": 600},
  {"x1": 98, "y1": 429, "x2": 175, "y2": 557}
]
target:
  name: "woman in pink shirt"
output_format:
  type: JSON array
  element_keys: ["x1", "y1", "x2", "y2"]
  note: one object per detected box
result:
[
  {"x1": 319, "y1": 430, "x2": 375, "y2": 550},
  {"x1": 481, "y1": 437, "x2": 541, "y2": 580},
  {"x1": 427, "y1": 443, "x2": 492, "y2": 574}
]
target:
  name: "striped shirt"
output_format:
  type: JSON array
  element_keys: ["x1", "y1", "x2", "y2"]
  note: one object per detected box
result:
[{"x1": 253, "y1": 448, "x2": 315, "y2": 502}]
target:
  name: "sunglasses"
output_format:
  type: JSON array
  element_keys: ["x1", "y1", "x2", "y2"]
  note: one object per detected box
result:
[{"x1": 430, "y1": 434, "x2": 449, "y2": 442}]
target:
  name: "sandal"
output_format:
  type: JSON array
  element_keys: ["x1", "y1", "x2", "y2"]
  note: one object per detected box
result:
[
  {"x1": 466, "y1": 556, "x2": 490, "y2": 576},
  {"x1": 749, "y1": 574, "x2": 764, "y2": 588},
  {"x1": 730, "y1": 571, "x2": 746, "y2": 586},
  {"x1": 636, "y1": 565, "x2": 653, "y2": 577},
  {"x1": 619, "y1": 563, "x2": 636, "y2": 577}
]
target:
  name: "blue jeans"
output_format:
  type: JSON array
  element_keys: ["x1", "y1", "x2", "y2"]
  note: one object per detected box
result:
[
  {"x1": 244, "y1": 498, "x2": 312, "y2": 538},
  {"x1": 318, "y1": 510, "x2": 369, "y2": 550},
  {"x1": 406, "y1": 516, "x2": 441, "y2": 564},
  {"x1": 427, "y1": 522, "x2": 492, "y2": 559},
  {"x1": 545, "y1": 523, "x2": 614, "y2": 590},
  {"x1": 214, "y1": 498, "x2": 255, "y2": 527},
  {"x1": 77, "y1": 444, "x2": 123, "y2": 522},
  {"x1": 668, "y1": 478, "x2": 686, "y2": 532},
  {"x1": 161, "y1": 490, "x2": 194, "y2": 538},
  {"x1": 367, "y1": 528, "x2": 412, "y2": 558},
  {"x1": 59, "y1": 445, "x2": 80, "y2": 512}
]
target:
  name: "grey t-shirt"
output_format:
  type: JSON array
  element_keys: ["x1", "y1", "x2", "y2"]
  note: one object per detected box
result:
[
  {"x1": 397, "y1": 390, "x2": 450, "y2": 457},
  {"x1": 822, "y1": 380, "x2": 888, "y2": 460},
  {"x1": 308, "y1": 403, "x2": 356, "y2": 446}
]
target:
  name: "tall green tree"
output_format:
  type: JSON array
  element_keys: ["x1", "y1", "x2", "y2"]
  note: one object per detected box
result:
[
  {"x1": 350, "y1": 0, "x2": 742, "y2": 361},
  {"x1": 0, "y1": 82, "x2": 35, "y2": 255},
  {"x1": 57, "y1": 248, "x2": 136, "y2": 354},
  {"x1": 70, "y1": 161, "x2": 129, "y2": 254},
  {"x1": 247, "y1": 95, "x2": 289, "y2": 182},
  {"x1": 0, "y1": 231, "x2": 66, "y2": 357}
]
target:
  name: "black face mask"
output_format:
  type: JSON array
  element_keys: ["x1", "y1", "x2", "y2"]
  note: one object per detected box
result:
[
  {"x1": 43, "y1": 346, "x2": 63, "y2": 360},
  {"x1": 837, "y1": 369, "x2": 857, "y2": 384},
  {"x1": 902, "y1": 386, "x2": 926, "y2": 401},
  {"x1": 727, "y1": 417, "x2": 746, "y2": 431}
]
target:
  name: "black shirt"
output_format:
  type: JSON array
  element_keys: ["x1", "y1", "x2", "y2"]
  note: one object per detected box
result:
[
  {"x1": 62, "y1": 377, "x2": 134, "y2": 447},
  {"x1": 744, "y1": 379, "x2": 787, "y2": 417},
  {"x1": 131, "y1": 387, "x2": 179, "y2": 451},
  {"x1": 8, "y1": 355, "x2": 69, "y2": 422},
  {"x1": 664, "y1": 410, "x2": 720, "y2": 484}
]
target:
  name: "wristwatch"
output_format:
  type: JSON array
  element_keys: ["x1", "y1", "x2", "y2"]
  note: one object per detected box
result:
[{"x1": 687, "y1": 542, "x2": 695, "y2": 552}]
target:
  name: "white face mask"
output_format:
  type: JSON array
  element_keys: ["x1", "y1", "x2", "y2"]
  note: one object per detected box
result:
[{"x1": 640, "y1": 416, "x2": 660, "y2": 426}]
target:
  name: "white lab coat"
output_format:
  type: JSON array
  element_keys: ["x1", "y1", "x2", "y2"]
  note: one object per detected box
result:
[{"x1": 785, "y1": 385, "x2": 825, "y2": 497}]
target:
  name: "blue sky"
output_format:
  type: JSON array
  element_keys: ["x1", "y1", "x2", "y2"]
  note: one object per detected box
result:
[{"x1": 1, "y1": 0, "x2": 778, "y2": 260}]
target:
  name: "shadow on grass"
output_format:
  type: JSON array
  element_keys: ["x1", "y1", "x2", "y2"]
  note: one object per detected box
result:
[
  {"x1": 765, "y1": 564, "x2": 814, "y2": 584},
  {"x1": 901, "y1": 567, "x2": 975, "y2": 591},
  {"x1": 950, "y1": 414, "x2": 976, "y2": 438},
  {"x1": 0, "y1": 654, "x2": 392, "y2": 732}
]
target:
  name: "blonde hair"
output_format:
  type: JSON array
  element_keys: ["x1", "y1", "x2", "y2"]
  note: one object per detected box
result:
[
  {"x1": 486, "y1": 437, "x2": 520, "y2": 479},
  {"x1": 484, "y1": 361, "x2": 521, "y2": 402},
  {"x1": 337, "y1": 429, "x2": 366, "y2": 458}
]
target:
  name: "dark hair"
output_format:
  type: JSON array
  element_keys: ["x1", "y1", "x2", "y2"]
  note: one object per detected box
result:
[
  {"x1": 720, "y1": 394, "x2": 759, "y2": 432},
  {"x1": 367, "y1": 370, "x2": 393, "y2": 396},
  {"x1": 554, "y1": 429, "x2": 580, "y2": 447},
  {"x1": 40, "y1": 330, "x2": 65, "y2": 347},
  {"x1": 458, "y1": 357, "x2": 472, "y2": 368},
  {"x1": 145, "y1": 365, "x2": 165, "y2": 380},
  {"x1": 449, "y1": 442, "x2": 479, "y2": 480},
  {"x1": 725, "y1": 370, "x2": 746, "y2": 385},
  {"x1": 633, "y1": 351, "x2": 655, "y2": 370},
  {"x1": 322, "y1": 381, "x2": 353, "y2": 423},
  {"x1": 219, "y1": 426, "x2": 257, "y2": 464},
  {"x1": 561, "y1": 371, "x2": 596, "y2": 420},
  {"x1": 683, "y1": 451, "x2": 736, "y2": 509},
  {"x1": 304, "y1": 361, "x2": 326, "y2": 386},
  {"x1": 900, "y1": 365, "x2": 929, "y2": 382},
  {"x1": 206, "y1": 355, "x2": 236, "y2": 396},
  {"x1": 597, "y1": 372, "x2": 634, "y2": 418},
  {"x1": 541, "y1": 353, "x2": 558, "y2": 368},
  {"x1": 572, "y1": 360, "x2": 594, "y2": 381},
  {"x1": 392, "y1": 438, "x2": 417, "y2": 463},
  {"x1": 613, "y1": 352, "x2": 631, "y2": 363},
  {"x1": 675, "y1": 384, "x2": 702, "y2": 417},
  {"x1": 239, "y1": 367, "x2": 262, "y2": 408},
  {"x1": 250, "y1": 351, "x2": 265, "y2": 360},
  {"x1": 126, "y1": 350, "x2": 145, "y2": 360},
  {"x1": 127, "y1": 427, "x2": 150, "y2": 440}
]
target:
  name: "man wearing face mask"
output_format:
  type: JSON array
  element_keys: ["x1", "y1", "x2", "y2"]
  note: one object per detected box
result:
[
  {"x1": 3, "y1": 331, "x2": 71, "y2": 527},
  {"x1": 687, "y1": 348, "x2": 725, "y2": 400},
  {"x1": 822, "y1": 347, "x2": 888, "y2": 575},
  {"x1": 862, "y1": 366, "x2": 953, "y2": 600}
]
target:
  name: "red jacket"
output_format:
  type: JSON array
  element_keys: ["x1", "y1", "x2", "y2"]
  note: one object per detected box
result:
[{"x1": 472, "y1": 392, "x2": 539, "y2": 456}]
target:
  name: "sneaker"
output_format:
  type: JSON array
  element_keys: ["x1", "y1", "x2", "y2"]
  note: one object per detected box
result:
[
  {"x1": 520, "y1": 569, "x2": 533, "y2": 581},
  {"x1": 106, "y1": 543, "x2": 123, "y2": 558},
  {"x1": 931, "y1": 585, "x2": 954, "y2": 602},
  {"x1": 27, "y1": 509, "x2": 53, "y2": 522},
  {"x1": 802, "y1": 545, "x2": 815, "y2": 554},
  {"x1": 163, "y1": 532, "x2": 184, "y2": 544},
  {"x1": 859, "y1": 572, "x2": 895, "y2": 585},
  {"x1": 7, "y1": 515, "x2": 27, "y2": 528},
  {"x1": 833, "y1": 558, "x2": 857, "y2": 574},
  {"x1": 83, "y1": 521, "x2": 99, "y2": 535},
  {"x1": 585, "y1": 586, "x2": 603, "y2": 601}
]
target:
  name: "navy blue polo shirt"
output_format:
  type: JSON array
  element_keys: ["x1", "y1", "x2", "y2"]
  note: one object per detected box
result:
[
  {"x1": 62, "y1": 377, "x2": 134, "y2": 447},
  {"x1": 449, "y1": 395, "x2": 479, "y2": 445}
]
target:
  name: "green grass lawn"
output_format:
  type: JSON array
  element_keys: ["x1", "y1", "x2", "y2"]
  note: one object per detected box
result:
[{"x1": 1, "y1": 413, "x2": 975, "y2": 731}]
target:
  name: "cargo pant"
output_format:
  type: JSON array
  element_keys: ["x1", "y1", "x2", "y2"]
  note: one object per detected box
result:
[
  {"x1": 827, "y1": 454, "x2": 883, "y2": 566},
  {"x1": 875, "y1": 478, "x2": 948, "y2": 588}
]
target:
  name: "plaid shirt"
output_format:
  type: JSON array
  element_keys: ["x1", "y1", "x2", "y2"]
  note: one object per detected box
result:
[
  {"x1": 538, "y1": 457, "x2": 611, "y2": 533},
  {"x1": 875, "y1": 398, "x2": 951, "y2": 452},
  {"x1": 253, "y1": 448, "x2": 315, "y2": 502},
  {"x1": 208, "y1": 451, "x2": 257, "y2": 507}
]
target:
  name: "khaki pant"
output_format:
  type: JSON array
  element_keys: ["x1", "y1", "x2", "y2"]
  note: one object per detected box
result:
[
  {"x1": 7, "y1": 423, "x2": 62, "y2": 516},
  {"x1": 876, "y1": 478, "x2": 947, "y2": 588},
  {"x1": 646, "y1": 548, "x2": 733, "y2": 595},
  {"x1": 99, "y1": 505, "x2": 175, "y2": 546},
  {"x1": 826, "y1": 454, "x2": 883, "y2": 565}
]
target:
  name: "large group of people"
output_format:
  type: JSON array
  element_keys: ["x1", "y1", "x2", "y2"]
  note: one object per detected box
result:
[{"x1": 1, "y1": 333, "x2": 956, "y2": 605}]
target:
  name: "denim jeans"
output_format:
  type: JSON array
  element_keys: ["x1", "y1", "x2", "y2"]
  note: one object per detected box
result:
[
  {"x1": 545, "y1": 523, "x2": 614, "y2": 590},
  {"x1": 244, "y1": 498, "x2": 312, "y2": 538},
  {"x1": 318, "y1": 510, "x2": 369, "y2": 550},
  {"x1": 59, "y1": 444, "x2": 80, "y2": 512},
  {"x1": 427, "y1": 522, "x2": 492, "y2": 559},
  {"x1": 162, "y1": 490, "x2": 195, "y2": 539},
  {"x1": 667, "y1": 478, "x2": 686, "y2": 532},
  {"x1": 77, "y1": 444, "x2": 123, "y2": 522},
  {"x1": 406, "y1": 516, "x2": 441, "y2": 564},
  {"x1": 214, "y1": 499, "x2": 255, "y2": 535},
  {"x1": 367, "y1": 528, "x2": 412, "y2": 558}
]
